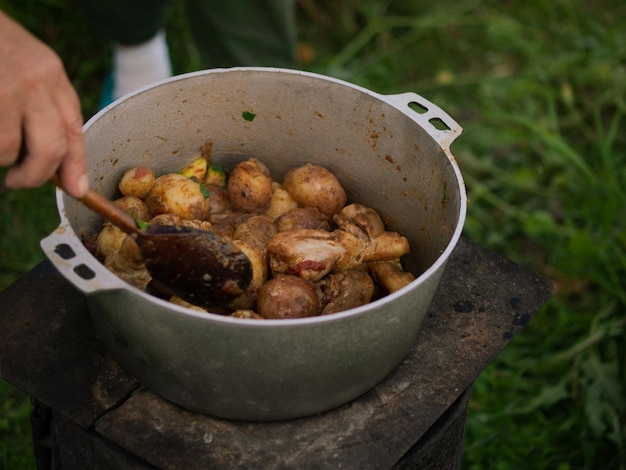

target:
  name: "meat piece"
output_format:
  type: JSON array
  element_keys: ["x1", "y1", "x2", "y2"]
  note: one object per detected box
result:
[
  {"x1": 316, "y1": 269, "x2": 375, "y2": 315},
  {"x1": 230, "y1": 216, "x2": 277, "y2": 310},
  {"x1": 361, "y1": 231, "x2": 410, "y2": 262},
  {"x1": 333, "y1": 203, "x2": 385, "y2": 240},
  {"x1": 267, "y1": 228, "x2": 409, "y2": 282},
  {"x1": 267, "y1": 229, "x2": 366, "y2": 282},
  {"x1": 368, "y1": 259, "x2": 415, "y2": 293}
]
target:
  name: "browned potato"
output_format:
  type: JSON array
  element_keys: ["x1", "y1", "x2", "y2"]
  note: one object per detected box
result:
[
  {"x1": 227, "y1": 158, "x2": 273, "y2": 213},
  {"x1": 275, "y1": 207, "x2": 330, "y2": 232},
  {"x1": 282, "y1": 164, "x2": 347, "y2": 217},
  {"x1": 144, "y1": 173, "x2": 210, "y2": 220},
  {"x1": 232, "y1": 215, "x2": 277, "y2": 251},
  {"x1": 257, "y1": 274, "x2": 320, "y2": 319},
  {"x1": 118, "y1": 166, "x2": 155, "y2": 198}
]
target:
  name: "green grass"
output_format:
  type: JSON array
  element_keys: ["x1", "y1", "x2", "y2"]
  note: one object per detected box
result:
[{"x1": 1, "y1": 0, "x2": 625, "y2": 468}]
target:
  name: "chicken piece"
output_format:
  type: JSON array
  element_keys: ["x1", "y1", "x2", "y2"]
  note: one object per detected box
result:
[
  {"x1": 230, "y1": 240, "x2": 268, "y2": 310},
  {"x1": 368, "y1": 259, "x2": 415, "y2": 294},
  {"x1": 361, "y1": 231, "x2": 410, "y2": 262},
  {"x1": 316, "y1": 268, "x2": 375, "y2": 315},
  {"x1": 333, "y1": 203, "x2": 385, "y2": 240},
  {"x1": 267, "y1": 229, "x2": 366, "y2": 282},
  {"x1": 104, "y1": 235, "x2": 151, "y2": 290},
  {"x1": 268, "y1": 228, "x2": 410, "y2": 282},
  {"x1": 229, "y1": 215, "x2": 277, "y2": 309},
  {"x1": 275, "y1": 207, "x2": 330, "y2": 232}
]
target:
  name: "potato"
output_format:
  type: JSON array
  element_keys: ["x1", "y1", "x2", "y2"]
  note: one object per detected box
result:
[
  {"x1": 275, "y1": 207, "x2": 330, "y2": 232},
  {"x1": 257, "y1": 274, "x2": 320, "y2": 319},
  {"x1": 227, "y1": 158, "x2": 273, "y2": 213},
  {"x1": 118, "y1": 167, "x2": 155, "y2": 198},
  {"x1": 282, "y1": 164, "x2": 347, "y2": 217},
  {"x1": 144, "y1": 173, "x2": 210, "y2": 220},
  {"x1": 96, "y1": 223, "x2": 126, "y2": 258},
  {"x1": 266, "y1": 182, "x2": 298, "y2": 220},
  {"x1": 114, "y1": 196, "x2": 151, "y2": 221}
]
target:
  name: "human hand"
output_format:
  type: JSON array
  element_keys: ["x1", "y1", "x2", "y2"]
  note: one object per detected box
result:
[{"x1": 0, "y1": 11, "x2": 88, "y2": 198}]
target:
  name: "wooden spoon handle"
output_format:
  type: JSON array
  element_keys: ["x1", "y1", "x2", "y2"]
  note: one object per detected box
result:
[{"x1": 50, "y1": 173, "x2": 139, "y2": 235}]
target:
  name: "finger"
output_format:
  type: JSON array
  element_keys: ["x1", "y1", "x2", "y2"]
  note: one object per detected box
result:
[
  {"x1": 0, "y1": 103, "x2": 23, "y2": 167},
  {"x1": 4, "y1": 93, "x2": 67, "y2": 190},
  {"x1": 56, "y1": 83, "x2": 88, "y2": 198}
]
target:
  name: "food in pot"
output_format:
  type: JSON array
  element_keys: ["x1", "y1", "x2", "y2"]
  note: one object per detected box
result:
[
  {"x1": 257, "y1": 274, "x2": 320, "y2": 319},
  {"x1": 118, "y1": 166, "x2": 155, "y2": 198},
  {"x1": 144, "y1": 173, "x2": 210, "y2": 220},
  {"x1": 282, "y1": 163, "x2": 347, "y2": 217},
  {"x1": 227, "y1": 158, "x2": 273, "y2": 213},
  {"x1": 89, "y1": 154, "x2": 415, "y2": 319}
]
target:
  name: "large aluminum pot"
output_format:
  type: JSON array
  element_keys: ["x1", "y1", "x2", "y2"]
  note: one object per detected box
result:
[{"x1": 41, "y1": 68, "x2": 466, "y2": 420}]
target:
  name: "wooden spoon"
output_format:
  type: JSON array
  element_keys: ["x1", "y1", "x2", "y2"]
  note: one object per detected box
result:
[{"x1": 51, "y1": 174, "x2": 252, "y2": 308}]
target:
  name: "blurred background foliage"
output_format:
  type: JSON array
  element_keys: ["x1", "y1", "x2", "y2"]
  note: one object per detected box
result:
[{"x1": 1, "y1": 0, "x2": 625, "y2": 468}]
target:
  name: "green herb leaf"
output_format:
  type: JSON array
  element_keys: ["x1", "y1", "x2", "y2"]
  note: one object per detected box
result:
[{"x1": 242, "y1": 111, "x2": 256, "y2": 122}]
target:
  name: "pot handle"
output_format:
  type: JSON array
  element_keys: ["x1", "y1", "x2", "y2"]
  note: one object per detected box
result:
[
  {"x1": 384, "y1": 92, "x2": 463, "y2": 150},
  {"x1": 41, "y1": 226, "x2": 128, "y2": 295}
]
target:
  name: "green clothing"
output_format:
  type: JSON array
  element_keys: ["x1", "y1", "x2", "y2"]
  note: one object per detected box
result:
[{"x1": 78, "y1": 0, "x2": 296, "y2": 68}]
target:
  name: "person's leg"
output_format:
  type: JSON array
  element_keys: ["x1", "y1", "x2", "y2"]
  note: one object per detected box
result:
[
  {"x1": 184, "y1": 0, "x2": 297, "y2": 68},
  {"x1": 78, "y1": 0, "x2": 173, "y2": 102},
  {"x1": 77, "y1": 0, "x2": 169, "y2": 45}
]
